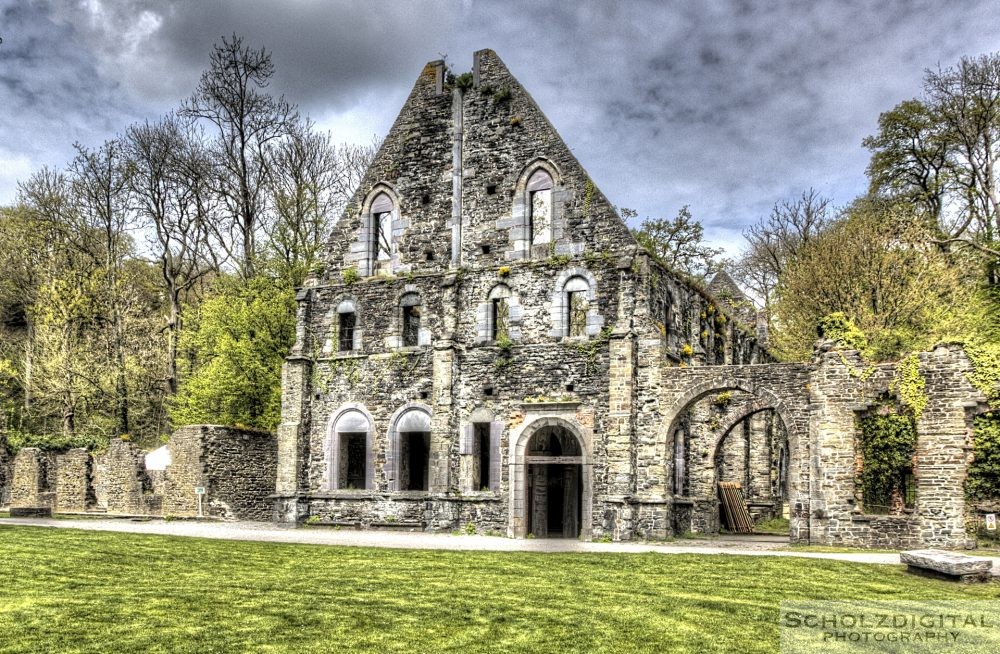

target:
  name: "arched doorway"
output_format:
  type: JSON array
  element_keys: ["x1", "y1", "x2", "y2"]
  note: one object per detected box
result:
[
  {"x1": 526, "y1": 426, "x2": 583, "y2": 538},
  {"x1": 509, "y1": 417, "x2": 592, "y2": 539}
]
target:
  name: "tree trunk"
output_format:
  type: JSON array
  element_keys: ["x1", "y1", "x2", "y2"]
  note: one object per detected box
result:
[{"x1": 23, "y1": 317, "x2": 34, "y2": 410}]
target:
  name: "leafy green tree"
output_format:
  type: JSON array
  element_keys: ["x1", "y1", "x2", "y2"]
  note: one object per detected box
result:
[
  {"x1": 865, "y1": 53, "x2": 1000, "y2": 284},
  {"x1": 169, "y1": 276, "x2": 295, "y2": 431},
  {"x1": 630, "y1": 205, "x2": 723, "y2": 279},
  {"x1": 771, "y1": 198, "x2": 969, "y2": 360}
]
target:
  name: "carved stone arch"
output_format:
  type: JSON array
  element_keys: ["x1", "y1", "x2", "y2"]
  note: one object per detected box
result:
[
  {"x1": 711, "y1": 401, "x2": 780, "y2": 454},
  {"x1": 663, "y1": 379, "x2": 794, "y2": 443},
  {"x1": 325, "y1": 403, "x2": 376, "y2": 491},
  {"x1": 508, "y1": 158, "x2": 566, "y2": 259},
  {"x1": 357, "y1": 183, "x2": 406, "y2": 277},
  {"x1": 477, "y1": 282, "x2": 523, "y2": 343},
  {"x1": 508, "y1": 415, "x2": 593, "y2": 539},
  {"x1": 550, "y1": 266, "x2": 603, "y2": 338},
  {"x1": 385, "y1": 402, "x2": 433, "y2": 492}
]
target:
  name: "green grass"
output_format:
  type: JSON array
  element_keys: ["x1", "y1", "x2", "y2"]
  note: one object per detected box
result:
[
  {"x1": 0, "y1": 525, "x2": 998, "y2": 653},
  {"x1": 753, "y1": 517, "x2": 789, "y2": 535}
]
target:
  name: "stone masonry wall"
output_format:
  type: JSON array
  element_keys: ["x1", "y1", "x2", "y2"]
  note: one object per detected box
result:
[
  {"x1": 54, "y1": 448, "x2": 91, "y2": 513},
  {"x1": 163, "y1": 425, "x2": 278, "y2": 521},
  {"x1": 104, "y1": 439, "x2": 149, "y2": 515},
  {"x1": 808, "y1": 343, "x2": 988, "y2": 549},
  {"x1": 10, "y1": 448, "x2": 54, "y2": 508}
]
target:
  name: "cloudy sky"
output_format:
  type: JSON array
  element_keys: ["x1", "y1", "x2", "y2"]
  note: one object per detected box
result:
[{"x1": 1, "y1": 0, "x2": 999, "y2": 255}]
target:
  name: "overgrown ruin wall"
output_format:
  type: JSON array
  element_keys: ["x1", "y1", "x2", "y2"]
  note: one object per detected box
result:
[
  {"x1": 6, "y1": 427, "x2": 277, "y2": 520},
  {"x1": 808, "y1": 343, "x2": 989, "y2": 549}
]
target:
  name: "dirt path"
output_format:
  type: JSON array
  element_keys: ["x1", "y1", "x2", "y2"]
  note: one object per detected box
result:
[{"x1": 0, "y1": 516, "x2": 910, "y2": 566}]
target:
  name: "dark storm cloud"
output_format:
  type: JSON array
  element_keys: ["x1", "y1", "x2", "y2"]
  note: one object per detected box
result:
[{"x1": 2, "y1": 0, "x2": 1000, "y2": 254}]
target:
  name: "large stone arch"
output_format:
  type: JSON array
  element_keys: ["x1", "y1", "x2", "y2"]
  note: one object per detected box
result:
[
  {"x1": 659, "y1": 365, "x2": 812, "y2": 540},
  {"x1": 508, "y1": 415, "x2": 593, "y2": 539},
  {"x1": 385, "y1": 402, "x2": 433, "y2": 492}
]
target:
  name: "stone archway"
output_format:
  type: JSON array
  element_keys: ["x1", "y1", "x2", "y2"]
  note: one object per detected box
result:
[
  {"x1": 710, "y1": 407, "x2": 789, "y2": 533},
  {"x1": 509, "y1": 416, "x2": 592, "y2": 539},
  {"x1": 661, "y1": 372, "x2": 809, "y2": 539}
]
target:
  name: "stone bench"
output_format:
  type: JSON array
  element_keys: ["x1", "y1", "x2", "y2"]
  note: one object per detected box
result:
[{"x1": 900, "y1": 549, "x2": 994, "y2": 583}]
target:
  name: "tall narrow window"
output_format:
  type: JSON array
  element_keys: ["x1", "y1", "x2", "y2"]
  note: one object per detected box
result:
[
  {"x1": 401, "y1": 293, "x2": 421, "y2": 347},
  {"x1": 487, "y1": 285, "x2": 512, "y2": 342},
  {"x1": 527, "y1": 170, "x2": 553, "y2": 247},
  {"x1": 371, "y1": 192, "x2": 393, "y2": 275},
  {"x1": 337, "y1": 299, "x2": 357, "y2": 352},
  {"x1": 564, "y1": 276, "x2": 589, "y2": 337},
  {"x1": 492, "y1": 298, "x2": 509, "y2": 341},
  {"x1": 339, "y1": 312, "x2": 356, "y2": 351},
  {"x1": 475, "y1": 422, "x2": 491, "y2": 491}
]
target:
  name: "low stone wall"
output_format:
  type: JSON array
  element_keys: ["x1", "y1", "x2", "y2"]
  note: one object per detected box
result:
[
  {"x1": 303, "y1": 494, "x2": 506, "y2": 533},
  {"x1": 104, "y1": 439, "x2": 151, "y2": 515}
]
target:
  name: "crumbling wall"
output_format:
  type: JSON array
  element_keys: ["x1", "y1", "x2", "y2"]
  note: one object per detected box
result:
[
  {"x1": 809, "y1": 343, "x2": 987, "y2": 549},
  {"x1": 104, "y1": 439, "x2": 150, "y2": 515},
  {"x1": 9, "y1": 448, "x2": 56, "y2": 508},
  {"x1": 163, "y1": 425, "x2": 277, "y2": 520},
  {"x1": 54, "y1": 448, "x2": 91, "y2": 513}
]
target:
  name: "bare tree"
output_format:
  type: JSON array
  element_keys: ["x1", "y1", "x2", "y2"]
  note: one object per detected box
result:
[
  {"x1": 733, "y1": 189, "x2": 833, "y2": 320},
  {"x1": 180, "y1": 33, "x2": 298, "y2": 279},
  {"x1": 265, "y1": 118, "x2": 378, "y2": 285},
  {"x1": 68, "y1": 139, "x2": 135, "y2": 437},
  {"x1": 126, "y1": 115, "x2": 217, "y2": 394}
]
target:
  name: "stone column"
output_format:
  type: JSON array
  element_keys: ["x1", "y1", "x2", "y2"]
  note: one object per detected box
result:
[
  {"x1": 275, "y1": 356, "x2": 312, "y2": 522},
  {"x1": 430, "y1": 340, "x2": 455, "y2": 493},
  {"x1": 605, "y1": 331, "x2": 636, "y2": 497}
]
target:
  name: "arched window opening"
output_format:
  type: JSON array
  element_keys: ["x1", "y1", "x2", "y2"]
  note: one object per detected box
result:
[
  {"x1": 564, "y1": 276, "x2": 589, "y2": 338},
  {"x1": 396, "y1": 409, "x2": 431, "y2": 491},
  {"x1": 527, "y1": 169, "x2": 553, "y2": 248},
  {"x1": 401, "y1": 293, "x2": 421, "y2": 347},
  {"x1": 337, "y1": 299, "x2": 357, "y2": 352},
  {"x1": 331, "y1": 409, "x2": 371, "y2": 490},
  {"x1": 371, "y1": 192, "x2": 393, "y2": 275}
]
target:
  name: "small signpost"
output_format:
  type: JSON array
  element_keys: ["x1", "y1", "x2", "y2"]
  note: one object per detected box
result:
[
  {"x1": 987, "y1": 514, "x2": 997, "y2": 531},
  {"x1": 195, "y1": 486, "x2": 206, "y2": 518}
]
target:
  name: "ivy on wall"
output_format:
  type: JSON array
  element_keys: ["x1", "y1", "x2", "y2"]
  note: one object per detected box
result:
[
  {"x1": 967, "y1": 412, "x2": 1000, "y2": 502},
  {"x1": 857, "y1": 405, "x2": 916, "y2": 514}
]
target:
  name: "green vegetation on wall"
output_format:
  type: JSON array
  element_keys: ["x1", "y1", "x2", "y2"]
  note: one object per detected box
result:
[
  {"x1": 967, "y1": 412, "x2": 1000, "y2": 502},
  {"x1": 857, "y1": 406, "x2": 917, "y2": 514}
]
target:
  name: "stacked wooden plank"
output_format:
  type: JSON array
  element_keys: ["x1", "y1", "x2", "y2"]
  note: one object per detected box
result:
[{"x1": 718, "y1": 481, "x2": 754, "y2": 533}]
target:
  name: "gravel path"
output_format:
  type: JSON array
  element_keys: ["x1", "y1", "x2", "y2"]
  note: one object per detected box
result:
[{"x1": 0, "y1": 517, "x2": 905, "y2": 565}]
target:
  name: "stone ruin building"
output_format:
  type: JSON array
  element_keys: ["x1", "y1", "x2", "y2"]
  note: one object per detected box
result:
[
  {"x1": 2, "y1": 50, "x2": 995, "y2": 549},
  {"x1": 271, "y1": 50, "x2": 994, "y2": 547}
]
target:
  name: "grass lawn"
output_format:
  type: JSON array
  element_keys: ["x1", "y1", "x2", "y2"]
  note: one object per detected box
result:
[{"x1": 0, "y1": 525, "x2": 998, "y2": 653}]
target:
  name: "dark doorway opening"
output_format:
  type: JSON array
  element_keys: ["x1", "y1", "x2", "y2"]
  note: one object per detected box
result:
[
  {"x1": 525, "y1": 427, "x2": 583, "y2": 538},
  {"x1": 401, "y1": 432, "x2": 430, "y2": 491},
  {"x1": 339, "y1": 433, "x2": 367, "y2": 490}
]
